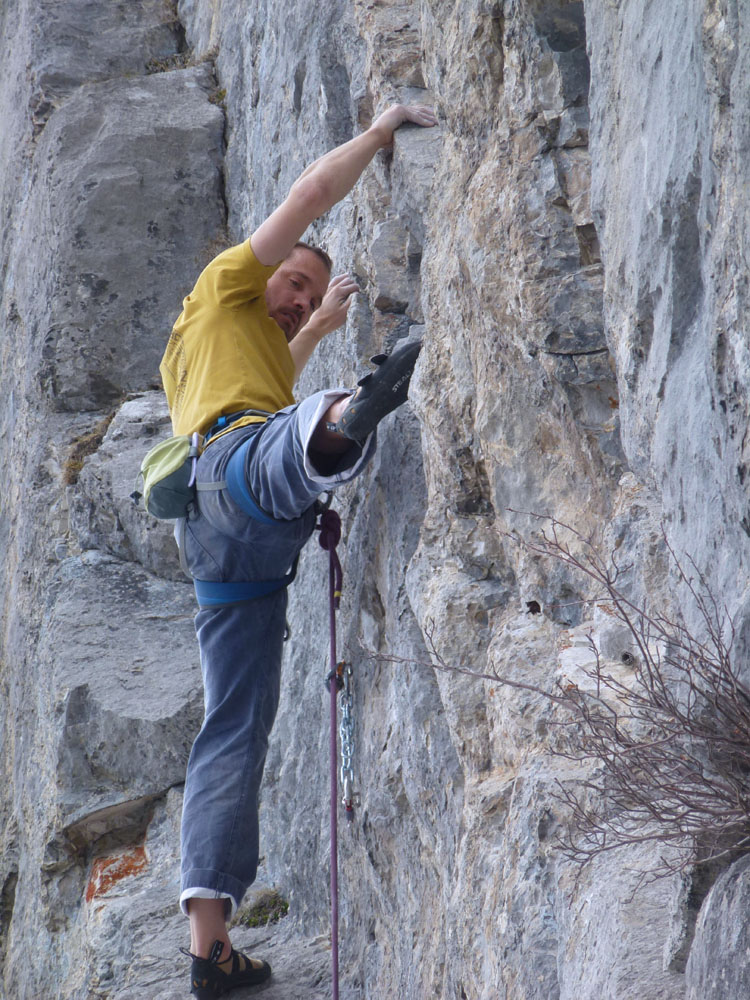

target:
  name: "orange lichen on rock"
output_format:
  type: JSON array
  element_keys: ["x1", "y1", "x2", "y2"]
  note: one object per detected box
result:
[{"x1": 85, "y1": 846, "x2": 148, "y2": 903}]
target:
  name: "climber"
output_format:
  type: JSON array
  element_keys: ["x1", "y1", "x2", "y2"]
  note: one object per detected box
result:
[{"x1": 161, "y1": 101, "x2": 438, "y2": 999}]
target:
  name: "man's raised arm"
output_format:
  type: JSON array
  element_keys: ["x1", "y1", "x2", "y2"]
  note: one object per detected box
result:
[{"x1": 250, "y1": 104, "x2": 438, "y2": 267}]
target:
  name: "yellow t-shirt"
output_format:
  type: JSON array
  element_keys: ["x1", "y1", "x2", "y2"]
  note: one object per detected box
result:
[{"x1": 160, "y1": 239, "x2": 295, "y2": 440}]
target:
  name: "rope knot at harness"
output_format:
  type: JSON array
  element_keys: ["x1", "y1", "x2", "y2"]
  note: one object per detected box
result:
[
  {"x1": 317, "y1": 508, "x2": 343, "y2": 608},
  {"x1": 317, "y1": 507, "x2": 342, "y2": 549}
]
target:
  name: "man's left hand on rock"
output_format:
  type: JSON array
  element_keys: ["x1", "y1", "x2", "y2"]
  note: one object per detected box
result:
[{"x1": 299, "y1": 273, "x2": 359, "y2": 341}]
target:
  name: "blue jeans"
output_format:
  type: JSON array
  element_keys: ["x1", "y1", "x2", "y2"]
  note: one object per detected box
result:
[{"x1": 178, "y1": 390, "x2": 374, "y2": 916}]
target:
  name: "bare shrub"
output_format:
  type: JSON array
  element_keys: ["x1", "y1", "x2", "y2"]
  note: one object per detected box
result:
[
  {"x1": 518, "y1": 515, "x2": 750, "y2": 879},
  {"x1": 370, "y1": 515, "x2": 750, "y2": 880}
]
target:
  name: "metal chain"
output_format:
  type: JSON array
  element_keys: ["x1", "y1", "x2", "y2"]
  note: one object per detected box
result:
[{"x1": 339, "y1": 663, "x2": 356, "y2": 817}]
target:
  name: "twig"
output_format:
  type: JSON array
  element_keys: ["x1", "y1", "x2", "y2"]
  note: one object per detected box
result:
[{"x1": 371, "y1": 512, "x2": 750, "y2": 881}]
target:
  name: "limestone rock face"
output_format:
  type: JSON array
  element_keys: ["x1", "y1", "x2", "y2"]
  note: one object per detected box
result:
[
  {"x1": 685, "y1": 855, "x2": 750, "y2": 998},
  {"x1": 587, "y1": 0, "x2": 750, "y2": 644},
  {"x1": 70, "y1": 393, "x2": 185, "y2": 579},
  {"x1": 1, "y1": 1, "x2": 749, "y2": 998}
]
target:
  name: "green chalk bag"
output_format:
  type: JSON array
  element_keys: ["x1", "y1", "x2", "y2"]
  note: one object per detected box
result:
[{"x1": 136, "y1": 434, "x2": 200, "y2": 519}]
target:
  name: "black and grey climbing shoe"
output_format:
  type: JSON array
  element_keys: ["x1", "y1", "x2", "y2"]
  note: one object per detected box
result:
[
  {"x1": 181, "y1": 939, "x2": 271, "y2": 998},
  {"x1": 334, "y1": 339, "x2": 422, "y2": 445}
]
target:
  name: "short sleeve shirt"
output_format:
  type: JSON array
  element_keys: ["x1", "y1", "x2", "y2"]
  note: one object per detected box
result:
[{"x1": 160, "y1": 240, "x2": 295, "y2": 438}]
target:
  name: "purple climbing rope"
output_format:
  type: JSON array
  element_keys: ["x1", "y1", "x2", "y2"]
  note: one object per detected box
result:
[{"x1": 317, "y1": 508, "x2": 343, "y2": 1000}]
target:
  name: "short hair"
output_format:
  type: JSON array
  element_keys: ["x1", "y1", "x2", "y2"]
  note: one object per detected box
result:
[{"x1": 292, "y1": 241, "x2": 333, "y2": 273}]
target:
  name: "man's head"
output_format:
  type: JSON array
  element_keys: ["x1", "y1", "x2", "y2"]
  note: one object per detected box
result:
[{"x1": 264, "y1": 243, "x2": 332, "y2": 341}]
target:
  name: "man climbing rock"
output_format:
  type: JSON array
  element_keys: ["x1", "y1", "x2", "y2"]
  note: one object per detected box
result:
[{"x1": 160, "y1": 102, "x2": 437, "y2": 999}]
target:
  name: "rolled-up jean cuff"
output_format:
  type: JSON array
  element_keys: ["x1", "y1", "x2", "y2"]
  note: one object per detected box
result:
[
  {"x1": 180, "y1": 870, "x2": 244, "y2": 919},
  {"x1": 299, "y1": 389, "x2": 375, "y2": 483}
]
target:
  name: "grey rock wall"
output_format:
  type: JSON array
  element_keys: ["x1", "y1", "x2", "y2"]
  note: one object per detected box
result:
[
  {"x1": 588, "y1": 0, "x2": 750, "y2": 641},
  {"x1": 1, "y1": 0, "x2": 749, "y2": 998}
]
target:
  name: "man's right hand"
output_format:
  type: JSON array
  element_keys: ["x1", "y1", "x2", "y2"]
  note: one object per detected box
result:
[{"x1": 370, "y1": 104, "x2": 439, "y2": 147}]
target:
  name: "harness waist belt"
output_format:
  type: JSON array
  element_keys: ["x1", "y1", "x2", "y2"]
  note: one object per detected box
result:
[
  {"x1": 193, "y1": 573, "x2": 295, "y2": 607},
  {"x1": 204, "y1": 408, "x2": 273, "y2": 446}
]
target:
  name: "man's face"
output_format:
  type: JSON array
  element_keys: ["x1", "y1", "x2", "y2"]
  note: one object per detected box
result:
[{"x1": 264, "y1": 248, "x2": 331, "y2": 341}]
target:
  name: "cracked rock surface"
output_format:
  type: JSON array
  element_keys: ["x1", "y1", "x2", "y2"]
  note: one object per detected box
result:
[{"x1": 1, "y1": 0, "x2": 749, "y2": 997}]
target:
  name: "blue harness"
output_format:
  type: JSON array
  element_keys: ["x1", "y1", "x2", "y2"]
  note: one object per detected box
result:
[{"x1": 190, "y1": 417, "x2": 301, "y2": 608}]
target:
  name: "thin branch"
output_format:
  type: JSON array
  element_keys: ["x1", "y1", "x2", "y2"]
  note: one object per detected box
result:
[{"x1": 373, "y1": 512, "x2": 750, "y2": 881}]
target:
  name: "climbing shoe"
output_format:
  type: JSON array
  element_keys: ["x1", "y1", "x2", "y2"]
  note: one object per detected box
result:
[
  {"x1": 181, "y1": 939, "x2": 271, "y2": 998},
  {"x1": 334, "y1": 338, "x2": 422, "y2": 445}
]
